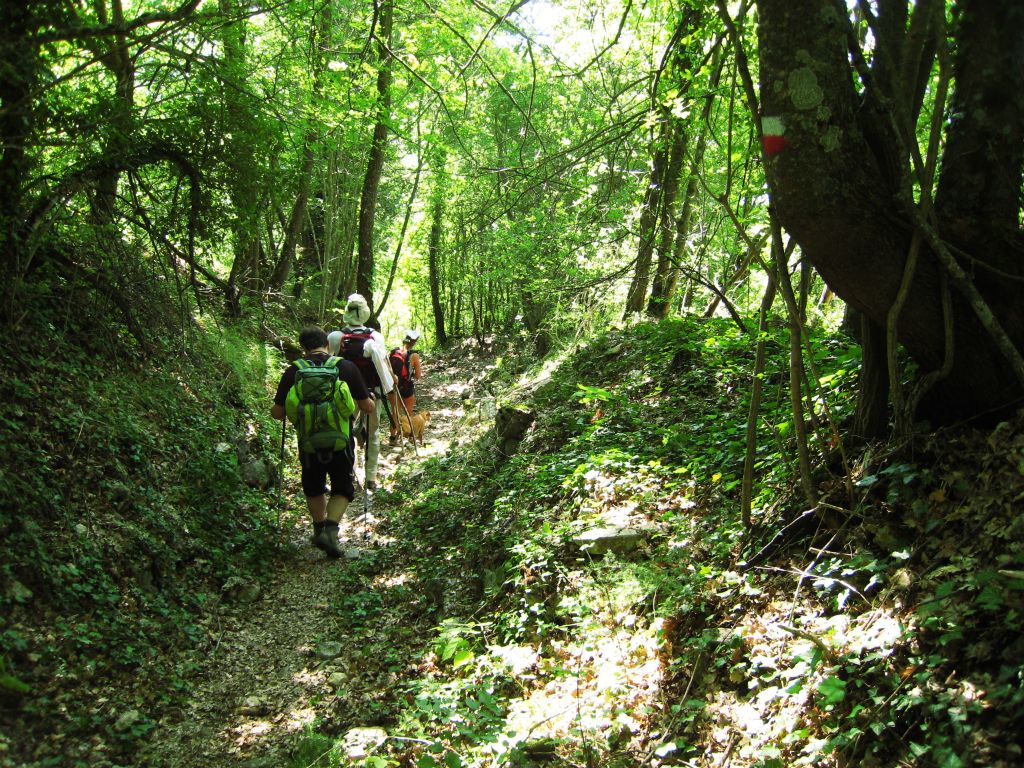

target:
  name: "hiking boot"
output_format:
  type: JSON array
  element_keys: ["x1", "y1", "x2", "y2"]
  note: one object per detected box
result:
[
  {"x1": 314, "y1": 523, "x2": 342, "y2": 558},
  {"x1": 311, "y1": 521, "x2": 326, "y2": 549}
]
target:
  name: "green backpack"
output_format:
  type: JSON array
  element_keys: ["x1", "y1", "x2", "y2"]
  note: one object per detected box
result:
[{"x1": 284, "y1": 357, "x2": 356, "y2": 460}]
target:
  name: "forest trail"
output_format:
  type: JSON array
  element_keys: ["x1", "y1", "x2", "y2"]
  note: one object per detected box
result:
[{"x1": 141, "y1": 351, "x2": 480, "y2": 767}]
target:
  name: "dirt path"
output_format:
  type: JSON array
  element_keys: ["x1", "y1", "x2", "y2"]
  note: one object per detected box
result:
[{"x1": 141, "y1": 354, "x2": 476, "y2": 767}]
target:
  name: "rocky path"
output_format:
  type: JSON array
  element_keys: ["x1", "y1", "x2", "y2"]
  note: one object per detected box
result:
[{"x1": 141, "y1": 353, "x2": 477, "y2": 767}]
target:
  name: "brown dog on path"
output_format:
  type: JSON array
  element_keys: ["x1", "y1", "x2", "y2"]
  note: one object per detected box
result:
[{"x1": 400, "y1": 411, "x2": 430, "y2": 442}]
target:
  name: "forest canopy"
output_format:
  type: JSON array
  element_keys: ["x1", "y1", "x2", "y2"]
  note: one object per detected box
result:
[{"x1": 1, "y1": 0, "x2": 1022, "y2": 427}]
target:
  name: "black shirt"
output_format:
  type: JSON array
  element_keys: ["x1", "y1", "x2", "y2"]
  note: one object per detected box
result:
[{"x1": 273, "y1": 352, "x2": 370, "y2": 407}]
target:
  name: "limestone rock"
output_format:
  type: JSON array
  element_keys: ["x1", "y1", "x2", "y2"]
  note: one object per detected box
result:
[
  {"x1": 238, "y1": 696, "x2": 268, "y2": 716},
  {"x1": 327, "y1": 672, "x2": 347, "y2": 690},
  {"x1": 241, "y1": 458, "x2": 274, "y2": 490},
  {"x1": 573, "y1": 526, "x2": 646, "y2": 556},
  {"x1": 222, "y1": 577, "x2": 261, "y2": 604},
  {"x1": 315, "y1": 641, "x2": 344, "y2": 660},
  {"x1": 342, "y1": 727, "x2": 387, "y2": 759}
]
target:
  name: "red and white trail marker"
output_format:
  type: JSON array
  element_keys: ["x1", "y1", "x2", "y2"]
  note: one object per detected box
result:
[{"x1": 761, "y1": 116, "x2": 786, "y2": 156}]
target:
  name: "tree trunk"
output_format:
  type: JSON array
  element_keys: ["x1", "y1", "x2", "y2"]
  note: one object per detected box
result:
[
  {"x1": 355, "y1": 0, "x2": 394, "y2": 313},
  {"x1": 219, "y1": 0, "x2": 264, "y2": 312},
  {"x1": 623, "y1": 121, "x2": 669, "y2": 317},
  {"x1": 427, "y1": 193, "x2": 448, "y2": 347},
  {"x1": 377, "y1": 151, "x2": 423, "y2": 315},
  {"x1": 320, "y1": 148, "x2": 363, "y2": 316},
  {"x1": 0, "y1": 3, "x2": 40, "y2": 311},
  {"x1": 646, "y1": 120, "x2": 687, "y2": 318},
  {"x1": 851, "y1": 311, "x2": 890, "y2": 441},
  {"x1": 269, "y1": 144, "x2": 314, "y2": 294},
  {"x1": 88, "y1": 1, "x2": 135, "y2": 225},
  {"x1": 269, "y1": 4, "x2": 333, "y2": 294},
  {"x1": 649, "y1": 42, "x2": 723, "y2": 319},
  {"x1": 756, "y1": 0, "x2": 1024, "y2": 422}
]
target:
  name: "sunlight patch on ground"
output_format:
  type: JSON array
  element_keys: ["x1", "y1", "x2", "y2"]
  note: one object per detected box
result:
[
  {"x1": 512, "y1": 350, "x2": 568, "y2": 394},
  {"x1": 690, "y1": 602, "x2": 914, "y2": 765},
  {"x1": 284, "y1": 706, "x2": 317, "y2": 732},
  {"x1": 439, "y1": 381, "x2": 472, "y2": 398},
  {"x1": 374, "y1": 571, "x2": 414, "y2": 588},
  {"x1": 495, "y1": 619, "x2": 665, "y2": 753}
]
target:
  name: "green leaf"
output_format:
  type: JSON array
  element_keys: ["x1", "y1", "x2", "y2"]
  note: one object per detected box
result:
[
  {"x1": 0, "y1": 673, "x2": 31, "y2": 695},
  {"x1": 817, "y1": 676, "x2": 847, "y2": 705},
  {"x1": 452, "y1": 649, "x2": 475, "y2": 668}
]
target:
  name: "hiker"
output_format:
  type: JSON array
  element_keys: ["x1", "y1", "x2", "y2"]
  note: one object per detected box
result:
[
  {"x1": 388, "y1": 329, "x2": 423, "y2": 442},
  {"x1": 271, "y1": 326, "x2": 374, "y2": 558},
  {"x1": 327, "y1": 293, "x2": 394, "y2": 491}
]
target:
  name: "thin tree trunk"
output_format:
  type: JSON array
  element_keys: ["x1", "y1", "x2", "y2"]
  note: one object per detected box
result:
[
  {"x1": 772, "y1": 221, "x2": 817, "y2": 505},
  {"x1": 623, "y1": 121, "x2": 669, "y2": 317},
  {"x1": 0, "y1": 3, "x2": 40, "y2": 314},
  {"x1": 269, "y1": 3, "x2": 332, "y2": 293},
  {"x1": 377, "y1": 151, "x2": 423, "y2": 314},
  {"x1": 741, "y1": 274, "x2": 777, "y2": 530},
  {"x1": 646, "y1": 120, "x2": 687, "y2": 318},
  {"x1": 851, "y1": 311, "x2": 890, "y2": 441},
  {"x1": 427, "y1": 194, "x2": 448, "y2": 346},
  {"x1": 91, "y1": 0, "x2": 134, "y2": 224},
  {"x1": 321, "y1": 148, "x2": 363, "y2": 316},
  {"x1": 649, "y1": 45, "x2": 724, "y2": 319},
  {"x1": 270, "y1": 143, "x2": 315, "y2": 293},
  {"x1": 355, "y1": 0, "x2": 394, "y2": 312}
]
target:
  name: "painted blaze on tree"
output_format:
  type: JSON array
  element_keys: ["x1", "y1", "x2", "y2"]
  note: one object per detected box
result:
[{"x1": 756, "y1": 0, "x2": 1024, "y2": 424}]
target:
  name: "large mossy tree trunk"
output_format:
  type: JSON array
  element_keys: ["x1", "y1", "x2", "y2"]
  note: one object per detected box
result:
[{"x1": 756, "y1": 0, "x2": 1024, "y2": 423}]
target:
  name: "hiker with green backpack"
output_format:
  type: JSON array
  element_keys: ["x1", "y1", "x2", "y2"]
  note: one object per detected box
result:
[{"x1": 271, "y1": 326, "x2": 374, "y2": 558}]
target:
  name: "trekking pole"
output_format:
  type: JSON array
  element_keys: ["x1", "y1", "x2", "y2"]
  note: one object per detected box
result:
[
  {"x1": 378, "y1": 386, "x2": 396, "y2": 441},
  {"x1": 363, "y1": 397, "x2": 376, "y2": 541},
  {"x1": 363, "y1": 433, "x2": 370, "y2": 541},
  {"x1": 397, "y1": 393, "x2": 419, "y2": 456},
  {"x1": 277, "y1": 417, "x2": 287, "y2": 540},
  {"x1": 379, "y1": 385, "x2": 398, "y2": 437}
]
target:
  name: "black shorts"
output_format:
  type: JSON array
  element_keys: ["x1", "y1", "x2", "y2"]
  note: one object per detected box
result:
[
  {"x1": 299, "y1": 442, "x2": 355, "y2": 500},
  {"x1": 399, "y1": 381, "x2": 415, "y2": 399}
]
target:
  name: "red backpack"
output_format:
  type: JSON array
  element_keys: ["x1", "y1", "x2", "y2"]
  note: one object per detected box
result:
[
  {"x1": 389, "y1": 348, "x2": 411, "y2": 389},
  {"x1": 340, "y1": 327, "x2": 380, "y2": 388}
]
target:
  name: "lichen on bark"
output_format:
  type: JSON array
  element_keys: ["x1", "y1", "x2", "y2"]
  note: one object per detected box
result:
[
  {"x1": 820, "y1": 125, "x2": 842, "y2": 152},
  {"x1": 787, "y1": 67, "x2": 824, "y2": 111}
]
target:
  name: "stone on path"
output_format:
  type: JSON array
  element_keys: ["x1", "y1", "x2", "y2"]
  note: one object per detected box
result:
[
  {"x1": 343, "y1": 727, "x2": 388, "y2": 759},
  {"x1": 327, "y1": 671, "x2": 347, "y2": 690},
  {"x1": 573, "y1": 526, "x2": 647, "y2": 556},
  {"x1": 315, "y1": 641, "x2": 343, "y2": 660}
]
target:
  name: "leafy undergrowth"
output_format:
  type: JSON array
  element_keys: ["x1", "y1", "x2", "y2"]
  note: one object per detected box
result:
[
  {"x1": 350, "y1": 317, "x2": 1023, "y2": 768},
  {"x1": 0, "y1": 308, "x2": 282, "y2": 766}
]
